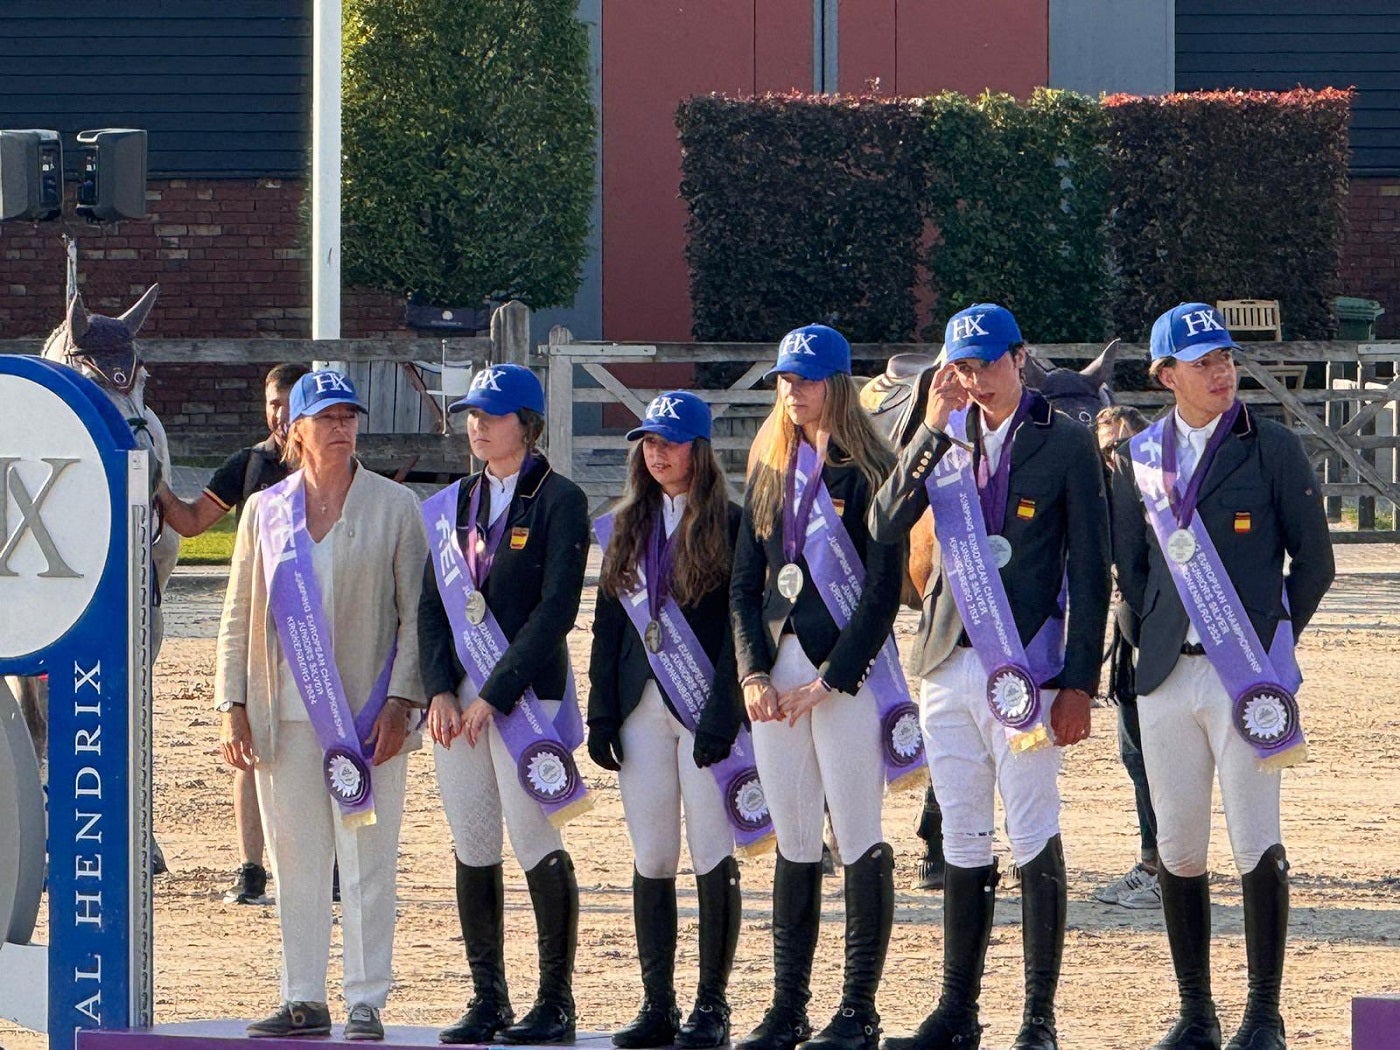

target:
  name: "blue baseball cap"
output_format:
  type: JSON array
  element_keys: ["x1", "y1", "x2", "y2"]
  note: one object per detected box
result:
[
  {"x1": 1150, "y1": 303, "x2": 1239, "y2": 363},
  {"x1": 289, "y1": 370, "x2": 368, "y2": 423},
  {"x1": 449, "y1": 363, "x2": 545, "y2": 416},
  {"x1": 942, "y1": 304, "x2": 1024, "y2": 364},
  {"x1": 626, "y1": 390, "x2": 712, "y2": 443},
  {"x1": 765, "y1": 324, "x2": 852, "y2": 381}
]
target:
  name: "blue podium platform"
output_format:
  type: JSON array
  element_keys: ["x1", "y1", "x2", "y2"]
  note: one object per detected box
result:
[
  {"x1": 1353, "y1": 995, "x2": 1400, "y2": 1050},
  {"x1": 77, "y1": 1023, "x2": 620, "y2": 1050}
]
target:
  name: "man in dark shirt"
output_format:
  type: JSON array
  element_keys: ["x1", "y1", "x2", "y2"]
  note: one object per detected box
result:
[{"x1": 156, "y1": 362, "x2": 309, "y2": 904}]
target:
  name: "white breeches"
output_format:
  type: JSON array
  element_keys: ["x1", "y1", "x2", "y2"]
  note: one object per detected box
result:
[
  {"x1": 435, "y1": 676, "x2": 565, "y2": 872},
  {"x1": 255, "y1": 722, "x2": 408, "y2": 1007},
  {"x1": 1138, "y1": 655, "x2": 1282, "y2": 877},
  {"x1": 919, "y1": 648, "x2": 1062, "y2": 869},
  {"x1": 751, "y1": 636, "x2": 885, "y2": 864},
  {"x1": 617, "y1": 683, "x2": 735, "y2": 879}
]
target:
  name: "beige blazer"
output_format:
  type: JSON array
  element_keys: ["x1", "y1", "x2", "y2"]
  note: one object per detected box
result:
[{"x1": 215, "y1": 464, "x2": 429, "y2": 762}]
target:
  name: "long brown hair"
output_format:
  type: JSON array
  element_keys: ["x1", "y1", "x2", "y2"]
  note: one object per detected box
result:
[
  {"x1": 748, "y1": 374, "x2": 894, "y2": 540},
  {"x1": 599, "y1": 437, "x2": 732, "y2": 607}
]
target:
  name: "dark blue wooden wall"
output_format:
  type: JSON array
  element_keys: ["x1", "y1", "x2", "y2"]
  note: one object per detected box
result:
[
  {"x1": 1177, "y1": 0, "x2": 1400, "y2": 174},
  {"x1": 0, "y1": 0, "x2": 309, "y2": 178}
]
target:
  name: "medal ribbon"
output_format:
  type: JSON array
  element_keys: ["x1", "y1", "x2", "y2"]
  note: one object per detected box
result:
[
  {"x1": 464, "y1": 456, "x2": 535, "y2": 587},
  {"x1": 593, "y1": 512, "x2": 775, "y2": 853},
  {"x1": 1160, "y1": 402, "x2": 1242, "y2": 528},
  {"x1": 975, "y1": 389, "x2": 1034, "y2": 535},
  {"x1": 258, "y1": 472, "x2": 379, "y2": 827},
  {"x1": 923, "y1": 409, "x2": 1053, "y2": 752},
  {"x1": 644, "y1": 510, "x2": 680, "y2": 625},
  {"x1": 791, "y1": 442, "x2": 927, "y2": 789},
  {"x1": 423, "y1": 482, "x2": 591, "y2": 826},
  {"x1": 1129, "y1": 416, "x2": 1306, "y2": 769},
  {"x1": 782, "y1": 440, "x2": 824, "y2": 565}
]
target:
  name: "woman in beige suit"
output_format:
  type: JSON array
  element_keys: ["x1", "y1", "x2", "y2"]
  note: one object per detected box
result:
[{"x1": 216, "y1": 370, "x2": 428, "y2": 1041}]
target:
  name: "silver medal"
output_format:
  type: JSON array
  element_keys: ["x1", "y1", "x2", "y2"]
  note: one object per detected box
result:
[
  {"x1": 986, "y1": 534, "x2": 1013, "y2": 569},
  {"x1": 645, "y1": 620, "x2": 663, "y2": 654},
  {"x1": 1166, "y1": 528, "x2": 1197, "y2": 565},
  {"x1": 777, "y1": 562, "x2": 804, "y2": 600},
  {"x1": 465, "y1": 590, "x2": 487, "y2": 625}
]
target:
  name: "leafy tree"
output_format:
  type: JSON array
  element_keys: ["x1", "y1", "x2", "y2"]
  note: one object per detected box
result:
[{"x1": 342, "y1": 0, "x2": 594, "y2": 308}]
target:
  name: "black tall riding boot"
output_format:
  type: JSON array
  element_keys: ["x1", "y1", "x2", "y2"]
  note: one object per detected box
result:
[
  {"x1": 440, "y1": 861, "x2": 515, "y2": 1044},
  {"x1": 1225, "y1": 846, "x2": 1289, "y2": 1050},
  {"x1": 613, "y1": 872, "x2": 681, "y2": 1048},
  {"x1": 805, "y1": 843, "x2": 895, "y2": 1050},
  {"x1": 884, "y1": 859, "x2": 999, "y2": 1050},
  {"x1": 1010, "y1": 837, "x2": 1066, "y2": 1050},
  {"x1": 677, "y1": 857, "x2": 741, "y2": 1049},
  {"x1": 501, "y1": 850, "x2": 579, "y2": 1044},
  {"x1": 736, "y1": 855, "x2": 823, "y2": 1050},
  {"x1": 916, "y1": 785, "x2": 946, "y2": 891},
  {"x1": 1152, "y1": 866, "x2": 1220, "y2": 1050}
]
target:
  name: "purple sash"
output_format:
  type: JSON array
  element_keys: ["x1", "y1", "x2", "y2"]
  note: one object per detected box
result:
[
  {"x1": 1129, "y1": 410, "x2": 1307, "y2": 769},
  {"x1": 422, "y1": 482, "x2": 591, "y2": 826},
  {"x1": 593, "y1": 512, "x2": 775, "y2": 854},
  {"x1": 259, "y1": 472, "x2": 392, "y2": 827},
  {"x1": 923, "y1": 409, "x2": 1056, "y2": 752},
  {"x1": 791, "y1": 441, "x2": 926, "y2": 789}
]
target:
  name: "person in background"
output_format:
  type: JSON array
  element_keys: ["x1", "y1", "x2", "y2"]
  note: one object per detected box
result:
[
  {"x1": 1091, "y1": 404, "x2": 1163, "y2": 911},
  {"x1": 157, "y1": 361, "x2": 310, "y2": 906}
]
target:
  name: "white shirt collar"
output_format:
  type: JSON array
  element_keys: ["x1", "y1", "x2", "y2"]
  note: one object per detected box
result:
[
  {"x1": 661, "y1": 492, "x2": 688, "y2": 537},
  {"x1": 1174, "y1": 411, "x2": 1222, "y2": 446},
  {"x1": 978, "y1": 407, "x2": 1018, "y2": 474},
  {"x1": 485, "y1": 469, "x2": 519, "y2": 524}
]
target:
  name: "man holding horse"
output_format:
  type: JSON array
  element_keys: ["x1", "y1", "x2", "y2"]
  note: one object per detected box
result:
[{"x1": 870, "y1": 303, "x2": 1111, "y2": 1050}]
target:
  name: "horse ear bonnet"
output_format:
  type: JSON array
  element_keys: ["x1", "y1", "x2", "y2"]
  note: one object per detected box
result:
[{"x1": 64, "y1": 284, "x2": 159, "y2": 357}]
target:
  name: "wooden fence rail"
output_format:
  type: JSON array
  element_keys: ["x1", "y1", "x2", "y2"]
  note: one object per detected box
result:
[
  {"x1": 5, "y1": 320, "x2": 1399, "y2": 538},
  {"x1": 543, "y1": 332, "x2": 1400, "y2": 541}
]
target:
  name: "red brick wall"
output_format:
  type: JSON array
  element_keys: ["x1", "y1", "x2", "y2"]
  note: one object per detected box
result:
[
  {"x1": 0, "y1": 177, "x2": 408, "y2": 453},
  {"x1": 1341, "y1": 176, "x2": 1400, "y2": 339}
]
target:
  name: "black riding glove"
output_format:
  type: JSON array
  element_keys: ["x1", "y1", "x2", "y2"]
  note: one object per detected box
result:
[
  {"x1": 587, "y1": 721, "x2": 624, "y2": 772},
  {"x1": 692, "y1": 730, "x2": 732, "y2": 769}
]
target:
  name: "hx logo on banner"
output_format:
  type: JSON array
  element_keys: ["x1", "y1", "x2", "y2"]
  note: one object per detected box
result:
[{"x1": 0, "y1": 356, "x2": 152, "y2": 1048}]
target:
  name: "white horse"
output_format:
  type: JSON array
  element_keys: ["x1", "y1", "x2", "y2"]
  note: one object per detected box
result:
[{"x1": 4, "y1": 285, "x2": 180, "y2": 786}]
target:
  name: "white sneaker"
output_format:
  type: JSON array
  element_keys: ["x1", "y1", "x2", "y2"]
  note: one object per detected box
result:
[
  {"x1": 1093, "y1": 862, "x2": 1156, "y2": 905},
  {"x1": 1118, "y1": 872, "x2": 1162, "y2": 909}
]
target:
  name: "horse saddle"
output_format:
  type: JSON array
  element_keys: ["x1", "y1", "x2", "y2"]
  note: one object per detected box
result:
[{"x1": 858, "y1": 351, "x2": 945, "y2": 449}]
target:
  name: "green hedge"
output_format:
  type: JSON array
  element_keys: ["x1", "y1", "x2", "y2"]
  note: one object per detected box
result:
[
  {"x1": 678, "y1": 87, "x2": 1351, "y2": 343},
  {"x1": 923, "y1": 90, "x2": 1110, "y2": 342},
  {"x1": 677, "y1": 93, "x2": 928, "y2": 343},
  {"x1": 1104, "y1": 88, "x2": 1352, "y2": 340},
  {"x1": 342, "y1": 0, "x2": 594, "y2": 309}
]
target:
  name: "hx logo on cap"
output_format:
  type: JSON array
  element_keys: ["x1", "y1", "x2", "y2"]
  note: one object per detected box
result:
[
  {"x1": 942, "y1": 304, "x2": 1024, "y2": 364},
  {"x1": 449, "y1": 362, "x2": 546, "y2": 415},
  {"x1": 764, "y1": 323, "x2": 852, "y2": 382},
  {"x1": 1150, "y1": 303, "x2": 1239, "y2": 363},
  {"x1": 626, "y1": 389, "x2": 712, "y2": 444},
  {"x1": 289, "y1": 369, "x2": 368, "y2": 422}
]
